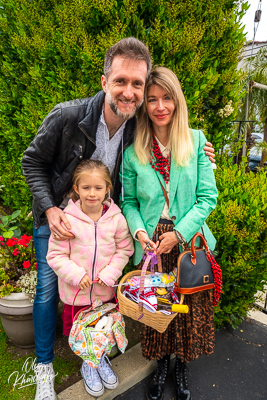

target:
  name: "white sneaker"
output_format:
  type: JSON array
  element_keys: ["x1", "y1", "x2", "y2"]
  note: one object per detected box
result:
[
  {"x1": 97, "y1": 354, "x2": 119, "y2": 389},
  {"x1": 80, "y1": 361, "x2": 104, "y2": 397},
  {"x1": 34, "y1": 362, "x2": 58, "y2": 400}
]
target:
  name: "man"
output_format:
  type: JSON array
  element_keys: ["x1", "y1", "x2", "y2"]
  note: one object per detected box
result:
[{"x1": 22, "y1": 37, "x2": 215, "y2": 400}]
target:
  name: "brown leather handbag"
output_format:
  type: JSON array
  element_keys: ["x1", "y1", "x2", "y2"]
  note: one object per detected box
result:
[{"x1": 174, "y1": 232, "x2": 223, "y2": 306}]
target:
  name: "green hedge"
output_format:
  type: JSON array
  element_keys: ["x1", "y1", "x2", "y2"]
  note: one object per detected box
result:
[
  {"x1": 0, "y1": 0, "x2": 247, "y2": 209},
  {"x1": 208, "y1": 162, "x2": 267, "y2": 329}
]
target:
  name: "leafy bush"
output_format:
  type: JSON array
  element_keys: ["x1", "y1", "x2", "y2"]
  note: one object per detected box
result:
[
  {"x1": 0, "y1": 0, "x2": 247, "y2": 209},
  {"x1": 208, "y1": 162, "x2": 267, "y2": 329}
]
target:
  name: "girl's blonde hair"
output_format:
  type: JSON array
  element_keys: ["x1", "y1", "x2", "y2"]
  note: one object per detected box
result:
[
  {"x1": 70, "y1": 160, "x2": 112, "y2": 202},
  {"x1": 134, "y1": 67, "x2": 194, "y2": 166}
]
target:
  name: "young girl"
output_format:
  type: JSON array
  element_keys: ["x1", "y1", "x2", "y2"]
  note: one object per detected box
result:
[{"x1": 47, "y1": 160, "x2": 134, "y2": 397}]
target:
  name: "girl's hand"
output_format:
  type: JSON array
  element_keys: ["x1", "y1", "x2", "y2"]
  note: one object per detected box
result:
[
  {"x1": 157, "y1": 232, "x2": 178, "y2": 255},
  {"x1": 79, "y1": 274, "x2": 92, "y2": 290},
  {"x1": 97, "y1": 278, "x2": 106, "y2": 286},
  {"x1": 137, "y1": 231, "x2": 158, "y2": 253}
]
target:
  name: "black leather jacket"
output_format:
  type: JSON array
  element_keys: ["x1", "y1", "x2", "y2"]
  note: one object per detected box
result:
[{"x1": 22, "y1": 91, "x2": 136, "y2": 228}]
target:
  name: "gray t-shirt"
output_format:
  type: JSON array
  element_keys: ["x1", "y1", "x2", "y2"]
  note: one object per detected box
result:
[{"x1": 91, "y1": 107, "x2": 127, "y2": 176}]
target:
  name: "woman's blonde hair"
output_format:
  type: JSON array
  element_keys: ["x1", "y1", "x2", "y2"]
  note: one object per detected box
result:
[
  {"x1": 70, "y1": 160, "x2": 112, "y2": 202},
  {"x1": 134, "y1": 67, "x2": 194, "y2": 166}
]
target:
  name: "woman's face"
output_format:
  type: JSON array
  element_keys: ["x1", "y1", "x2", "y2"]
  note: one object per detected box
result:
[{"x1": 147, "y1": 84, "x2": 175, "y2": 129}]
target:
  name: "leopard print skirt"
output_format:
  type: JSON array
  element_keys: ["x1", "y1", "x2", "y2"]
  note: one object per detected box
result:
[{"x1": 137, "y1": 222, "x2": 215, "y2": 363}]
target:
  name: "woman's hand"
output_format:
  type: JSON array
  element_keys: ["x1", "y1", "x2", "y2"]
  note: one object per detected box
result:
[
  {"x1": 137, "y1": 231, "x2": 158, "y2": 253},
  {"x1": 79, "y1": 274, "x2": 92, "y2": 290},
  {"x1": 97, "y1": 278, "x2": 106, "y2": 286},
  {"x1": 157, "y1": 232, "x2": 178, "y2": 255}
]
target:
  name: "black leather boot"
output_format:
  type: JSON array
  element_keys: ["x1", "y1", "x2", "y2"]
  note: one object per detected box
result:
[
  {"x1": 174, "y1": 357, "x2": 191, "y2": 400},
  {"x1": 146, "y1": 354, "x2": 170, "y2": 400}
]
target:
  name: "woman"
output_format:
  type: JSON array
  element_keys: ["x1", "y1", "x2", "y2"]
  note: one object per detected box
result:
[{"x1": 120, "y1": 67, "x2": 218, "y2": 400}]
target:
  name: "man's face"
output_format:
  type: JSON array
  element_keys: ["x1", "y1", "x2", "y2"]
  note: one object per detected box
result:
[{"x1": 101, "y1": 56, "x2": 147, "y2": 120}]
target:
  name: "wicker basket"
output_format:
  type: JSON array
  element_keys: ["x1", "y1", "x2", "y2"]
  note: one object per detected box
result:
[{"x1": 117, "y1": 269, "x2": 177, "y2": 333}]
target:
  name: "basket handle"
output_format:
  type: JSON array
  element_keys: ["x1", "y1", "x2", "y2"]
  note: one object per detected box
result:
[
  {"x1": 190, "y1": 232, "x2": 209, "y2": 260},
  {"x1": 72, "y1": 280, "x2": 119, "y2": 323},
  {"x1": 138, "y1": 252, "x2": 162, "y2": 310}
]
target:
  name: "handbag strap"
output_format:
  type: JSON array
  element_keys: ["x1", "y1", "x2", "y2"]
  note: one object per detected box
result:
[
  {"x1": 200, "y1": 226, "x2": 206, "y2": 241},
  {"x1": 157, "y1": 176, "x2": 170, "y2": 209}
]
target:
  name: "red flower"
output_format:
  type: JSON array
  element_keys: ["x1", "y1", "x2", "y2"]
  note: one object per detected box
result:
[
  {"x1": 18, "y1": 239, "x2": 29, "y2": 248},
  {"x1": 6, "y1": 238, "x2": 19, "y2": 247},
  {"x1": 13, "y1": 248, "x2": 19, "y2": 256},
  {"x1": 21, "y1": 234, "x2": 32, "y2": 244},
  {"x1": 16, "y1": 234, "x2": 31, "y2": 248},
  {"x1": 35, "y1": 263, "x2": 38, "y2": 270},
  {"x1": 23, "y1": 260, "x2": 31, "y2": 269},
  {"x1": 0, "y1": 236, "x2": 3, "y2": 246}
]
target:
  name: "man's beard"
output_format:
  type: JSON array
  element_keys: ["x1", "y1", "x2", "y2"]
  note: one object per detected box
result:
[{"x1": 106, "y1": 89, "x2": 143, "y2": 120}]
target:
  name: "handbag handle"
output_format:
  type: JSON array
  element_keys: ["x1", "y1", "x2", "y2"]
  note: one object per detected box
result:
[{"x1": 190, "y1": 232, "x2": 209, "y2": 260}]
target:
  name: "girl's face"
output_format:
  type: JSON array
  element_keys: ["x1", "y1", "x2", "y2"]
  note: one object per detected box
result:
[
  {"x1": 74, "y1": 172, "x2": 109, "y2": 212},
  {"x1": 147, "y1": 84, "x2": 175, "y2": 129}
]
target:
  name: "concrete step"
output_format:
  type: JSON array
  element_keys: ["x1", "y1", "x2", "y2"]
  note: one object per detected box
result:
[{"x1": 58, "y1": 343, "x2": 156, "y2": 400}]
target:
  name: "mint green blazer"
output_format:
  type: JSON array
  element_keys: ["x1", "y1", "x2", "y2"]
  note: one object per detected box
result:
[{"x1": 120, "y1": 129, "x2": 218, "y2": 265}]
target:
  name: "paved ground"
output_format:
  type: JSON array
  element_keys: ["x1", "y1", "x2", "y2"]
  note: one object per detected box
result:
[
  {"x1": 58, "y1": 297, "x2": 267, "y2": 400},
  {"x1": 115, "y1": 318, "x2": 267, "y2": 400}
]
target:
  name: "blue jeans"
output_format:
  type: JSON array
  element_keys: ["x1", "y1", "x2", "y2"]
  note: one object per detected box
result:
[{"x1": 33, "y1": 223, "x2": 58, "y2": 364}]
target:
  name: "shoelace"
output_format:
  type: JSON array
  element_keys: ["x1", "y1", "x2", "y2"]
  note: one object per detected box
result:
[
  {"x1": 83, "y1": 362, "x2": 101, "y2": 382},
  {"x1": 35, "y1": 364, "x2": 54, "y2": 400},
  {"x1": 98, "y1": 354, "x2": 114, "y2": 378},
  {"x1": 153, "y1": 359, "x2": 169, "y2": 384},
  {"x1": 176, "y1": 362, "x2": 190, "y2": 388}
]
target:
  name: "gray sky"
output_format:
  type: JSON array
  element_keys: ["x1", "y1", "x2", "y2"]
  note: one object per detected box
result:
[{"x1": 240, "y1": 0, "x2": 267, "y2": 41}]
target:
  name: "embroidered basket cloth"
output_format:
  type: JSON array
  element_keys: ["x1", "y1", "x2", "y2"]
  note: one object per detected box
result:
[{"x1": 68, "y1": 300, "x2": 128, "y2": 368}]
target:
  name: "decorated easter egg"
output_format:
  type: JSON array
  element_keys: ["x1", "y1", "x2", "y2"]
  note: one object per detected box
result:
[
  {"x1": 151, "y1": 276, "x2": 162, "y2": 285},
  {"x1": 128, "y1": 277, "x2": 140, "y2": 286}
]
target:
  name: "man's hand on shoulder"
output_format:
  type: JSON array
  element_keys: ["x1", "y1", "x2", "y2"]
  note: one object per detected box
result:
[
  {"x1": 204, "y1": 142, "x2": 215, "y2": 163},
  {"x1": 45, "y1": 207, "x2": 75, "y2": 240}
]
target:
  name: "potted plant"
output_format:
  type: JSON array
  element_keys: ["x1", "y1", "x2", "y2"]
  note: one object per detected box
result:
[{"x1": 0, "y1": 207, "x2": 37, "y2": 348}]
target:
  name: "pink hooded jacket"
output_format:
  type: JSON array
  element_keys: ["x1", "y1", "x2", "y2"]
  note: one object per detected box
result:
[{"x1": 47, "y1": 199, "x2": 134, "y2": 306}]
